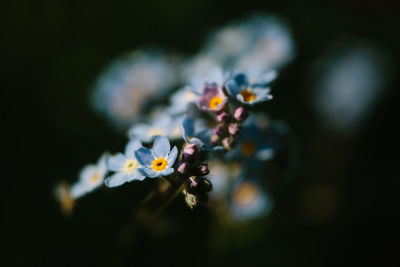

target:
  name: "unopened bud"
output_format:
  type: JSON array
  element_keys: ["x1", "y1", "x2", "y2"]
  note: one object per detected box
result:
[
  {"x1": 222, "y1": 136, "x2": 235, "y2": 150},
  {"x1": 228, "y1": 123, "x2": 241, "y2": 135},
  {"x1": 183, "y1": 144, "x2": 197, "y2": 161},
  {"x1": 233, "y1": 106, "x2": 249, "y2": 122},
  {"x1": 216, "y1": 111, "x2": 231, "y2": 123},
  {"x1": 177, "y1": 161, "x2": 189, "y2": 174},
  {"x1": 193, "y1": 163, "x2": 209, "y2": 176},
  {"x1": 212, "y1": 124, "x2": 227, "y2": 136}
]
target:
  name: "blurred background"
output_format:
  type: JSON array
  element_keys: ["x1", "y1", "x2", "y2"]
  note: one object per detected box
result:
[{"x1": 2, "y1": 0, "x2": 399, "y2": 266}]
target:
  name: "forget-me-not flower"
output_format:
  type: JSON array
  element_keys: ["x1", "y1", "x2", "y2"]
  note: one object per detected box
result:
[
  {"x1": 70, "y1": 153, "x2": 108, "y2": 198},
  {"x1": 189, "y1": 67, "x2": 228, "y2": 112},
  {"x1": 135, "y1": 136, "x2": 178, "y2": 178},
  {"x1": 225, "y1": 70, "x2": 276, "y2": 105},
  {"x1": 105, "y1": 139, "x2": 145, "y2": 187},
  {"x1": 129, "y1": 112, "x2": 183, "y2": 143},
  {"x1": 230, "y1": 177, "x2": 273, "y2": 222}
]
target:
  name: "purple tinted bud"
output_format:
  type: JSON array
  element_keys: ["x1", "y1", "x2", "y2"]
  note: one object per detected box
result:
[
  {"x1": 216, "y1": 111, "x2": 231, "y2": 123},
  {"x1": 228, "y1": 123, "x2": 241, "y2": 135},
  {"x1": 222, "y1": 136, "x2": 234, "y2": 151},
  {"x1": 233, "y1": 106, "x2": 249, "y2": 122},
  {"x1": 193, "y1": 163, "x2": 209, "y2": 176},
  {"x1": 189, "y1": 177, "x2": 198, "y2": 187},
  {"x1": 177, "y1": 161, "x2": 189, "y2": 174},
  {"x1": 212, "y1": 124, "x2": 227, "y2": 136},
  {"x1": 183, "y1": 144, "x2": 197, "y2": 161},
  {"x1": 199, "y1": 164, "x2": 209, "y2": 175}
]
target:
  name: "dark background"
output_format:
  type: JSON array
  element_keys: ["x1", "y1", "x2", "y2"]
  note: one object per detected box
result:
[{"x1": 2, "y1": 0, "x2": 399, "y2": 266}]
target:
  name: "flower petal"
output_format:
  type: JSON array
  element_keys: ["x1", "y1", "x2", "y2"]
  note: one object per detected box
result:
[
  {"x1": 125, "y1": 139, "x2": 142, "y2": 158},
  {"x1": 104, "y1": 172, "x2": 128, "y2": 188},
  {"x1": 167, "y1": 146, "x2": 178, "y2": 166},
  {"x1": 137, "y1": 167, "x2": 158, "y2": 178},
  {"x1": 225, "y1": 79, "x2": 239, "y2": 96},
  {"x1": 159, "y1": 167, "x2": 174, "y2": 177},
  {"x1": 126, "y1": 171, "x2": 146, "y2": 182},
  {"x1": 152, "y1": 136, "x2": 170, "y2": 158},
  {"x1": 106, "y1": 153, "x2": 126, "y2": 171},
  {"x1": 135, "y1": 147, "x2": 153, "y2": 166}
]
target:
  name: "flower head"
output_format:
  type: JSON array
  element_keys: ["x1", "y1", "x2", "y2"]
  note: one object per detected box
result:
[
  {"x1": 70, "y1": 153, "x2": 108, "y2": 197},
  {"x1": 129, "y1": 113, "x2": 183, "y2": 143},
  {"x1": 91, "y1": 49, "x2": 181, "y2": 129},
  {"x1": 166, "y1": 86, "x2": 198, "y2": 116},
  {"x1": 105, "y1": 139, "x2": 145, "y2": 187},
  {"x1": 230, "y1": 178, "x2": 273, "y2": 222},
  {"x1": 135, "y1": 136, "x2": 178, "y2": 178},
  {"x1": 226, "y1": 114, "x2": 274, "y2": 162},
  {"x1": 188, "y1": 67, "x2": 228, "y2": 112},
  {"x1": 225, "y1": 71, "x2": 276, "y2": 105}
]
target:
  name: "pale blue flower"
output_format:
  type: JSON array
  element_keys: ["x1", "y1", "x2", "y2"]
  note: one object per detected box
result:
[
  {"x1": 166, "y1": 86, "x2": 198, "y2": 116},
  {"x1": 226, "y1": 114, "x2": 274, "y2": 162},
  {"x1": 104, "y1": 139, "x2": 145, "y2": 187},
  {"x1": 225, "y1": 70, "x2": 276, "y2": 105},
  {"x1": 230, "y1": 177, "x2": 273, "y2": 222},
  {"x1": 135, "y1": 136, "x2": 178, "y2": 178},
  {"x1": 180, "y1": 117, "x2": 223, "y2": 151},
  {"x1": 91, "y1": 49, "x2": 181, "y2": 129},
  {"x1": 129, "y1": 113, "x2": 183, "y2": 143},
  {"x1": 70, "y1": 153, "x2": 108, "y2": 198}
]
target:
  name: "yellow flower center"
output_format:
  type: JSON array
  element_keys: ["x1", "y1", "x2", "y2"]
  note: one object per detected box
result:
[
  {"x1": 240, "y1": 90, "x2": 256, "y2": 102},
  {"x1": 209, "y1": 96, "x2": 223, "y2": 109},
  {"x1": 148, "y1": 128, "x2": 164, "y2": 138},
  {"x1": 233, "y1": 182, "x2": 259, "y2": 206},
  {"x1": 152, "y1": 158, "x2": 168, "y2": 171},
  {"x1": 90, "y1": 172, "x2": 102, "y2": 184},
  {"x1": 124, "y1": 159, "x2": 138, "y2": 173},
  {"x1": 241, "y1": 141, "x2": 256, "y2": 156}
]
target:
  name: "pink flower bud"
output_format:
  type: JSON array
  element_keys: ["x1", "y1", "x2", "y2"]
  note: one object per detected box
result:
[
  {"x1": 183, "y1": 144, "x2": 197, "y2": 161},
  {"x1": 233, "y1": 106, "x2": 248, "y2": 121},
  {"x1": 212, "y1": 124, "x2": 227, "y2": 136},
  {"x1": 177, "y1": 161, "x2": 189, "y2": 174},
  {"x1": 216, "y1": 111, "x2": 231, "y2": 123},
  {"x1": 222, "y1": 136, "x2": 234, "y2": 151},
  {"x1": 228, "y1": 123, "x2": 241, "y2": 135}
]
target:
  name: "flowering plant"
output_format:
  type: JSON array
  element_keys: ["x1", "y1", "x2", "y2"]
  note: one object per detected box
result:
[{"x1": 55, "y1": 14, "x2": 294, "y2": 222}]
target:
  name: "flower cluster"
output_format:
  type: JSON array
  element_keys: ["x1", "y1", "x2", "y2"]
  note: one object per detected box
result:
[{"x1": 55, "y1": 13, "x2": 294, "y2": 222}]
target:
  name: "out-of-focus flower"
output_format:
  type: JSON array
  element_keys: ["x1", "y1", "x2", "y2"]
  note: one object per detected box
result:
[
  {"x1": 166, "y1": 86, "x2": 198, "y2": 116},
  {"x1": 105, "y1": 139, "x2": 145, "y2": 187},
  {"x1": 91, "y1": 49, "x2": 181, "y2": 129},
  {"x1": 208, "y1": 159, "x2": 241, "y2": 199},
  {"x1": 180, "y1": 117, "x2": 223, "y2": 151},
  {"x1": 234, "y1": 15, "x2": 295, "y2": 72},
  {"x1": 226, "y1": 114, "x2": 274, "y2": 162},
  {"x1": 70, "y1": 153, "x2": 108, "y2": 197},
  {"x1": 135, "y1": 136, "x2": 178, "y2": 178},
  {"x1": 129, "y1": 113, "x2": 183, "y2": 143},
  {"x1": 181, "y1": 54, "x2": 221, "y2": 82},
  {"x1": 225, "y1": 71, "x2": 275, "y2": 105},
  {"x1": 230, "y1": 178, "x2": 273, "y2": 222},
  {"x1": 313, "y1": 44, "x2": 393, "y2": 134},
  {"x1": 54, "y1": 181, "x2": 75, "y2": 216}
]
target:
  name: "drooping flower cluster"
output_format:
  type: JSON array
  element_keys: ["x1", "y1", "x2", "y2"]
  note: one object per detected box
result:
[{"x1": 55, "y1": 13, "x2": 295, "y2": 222}]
